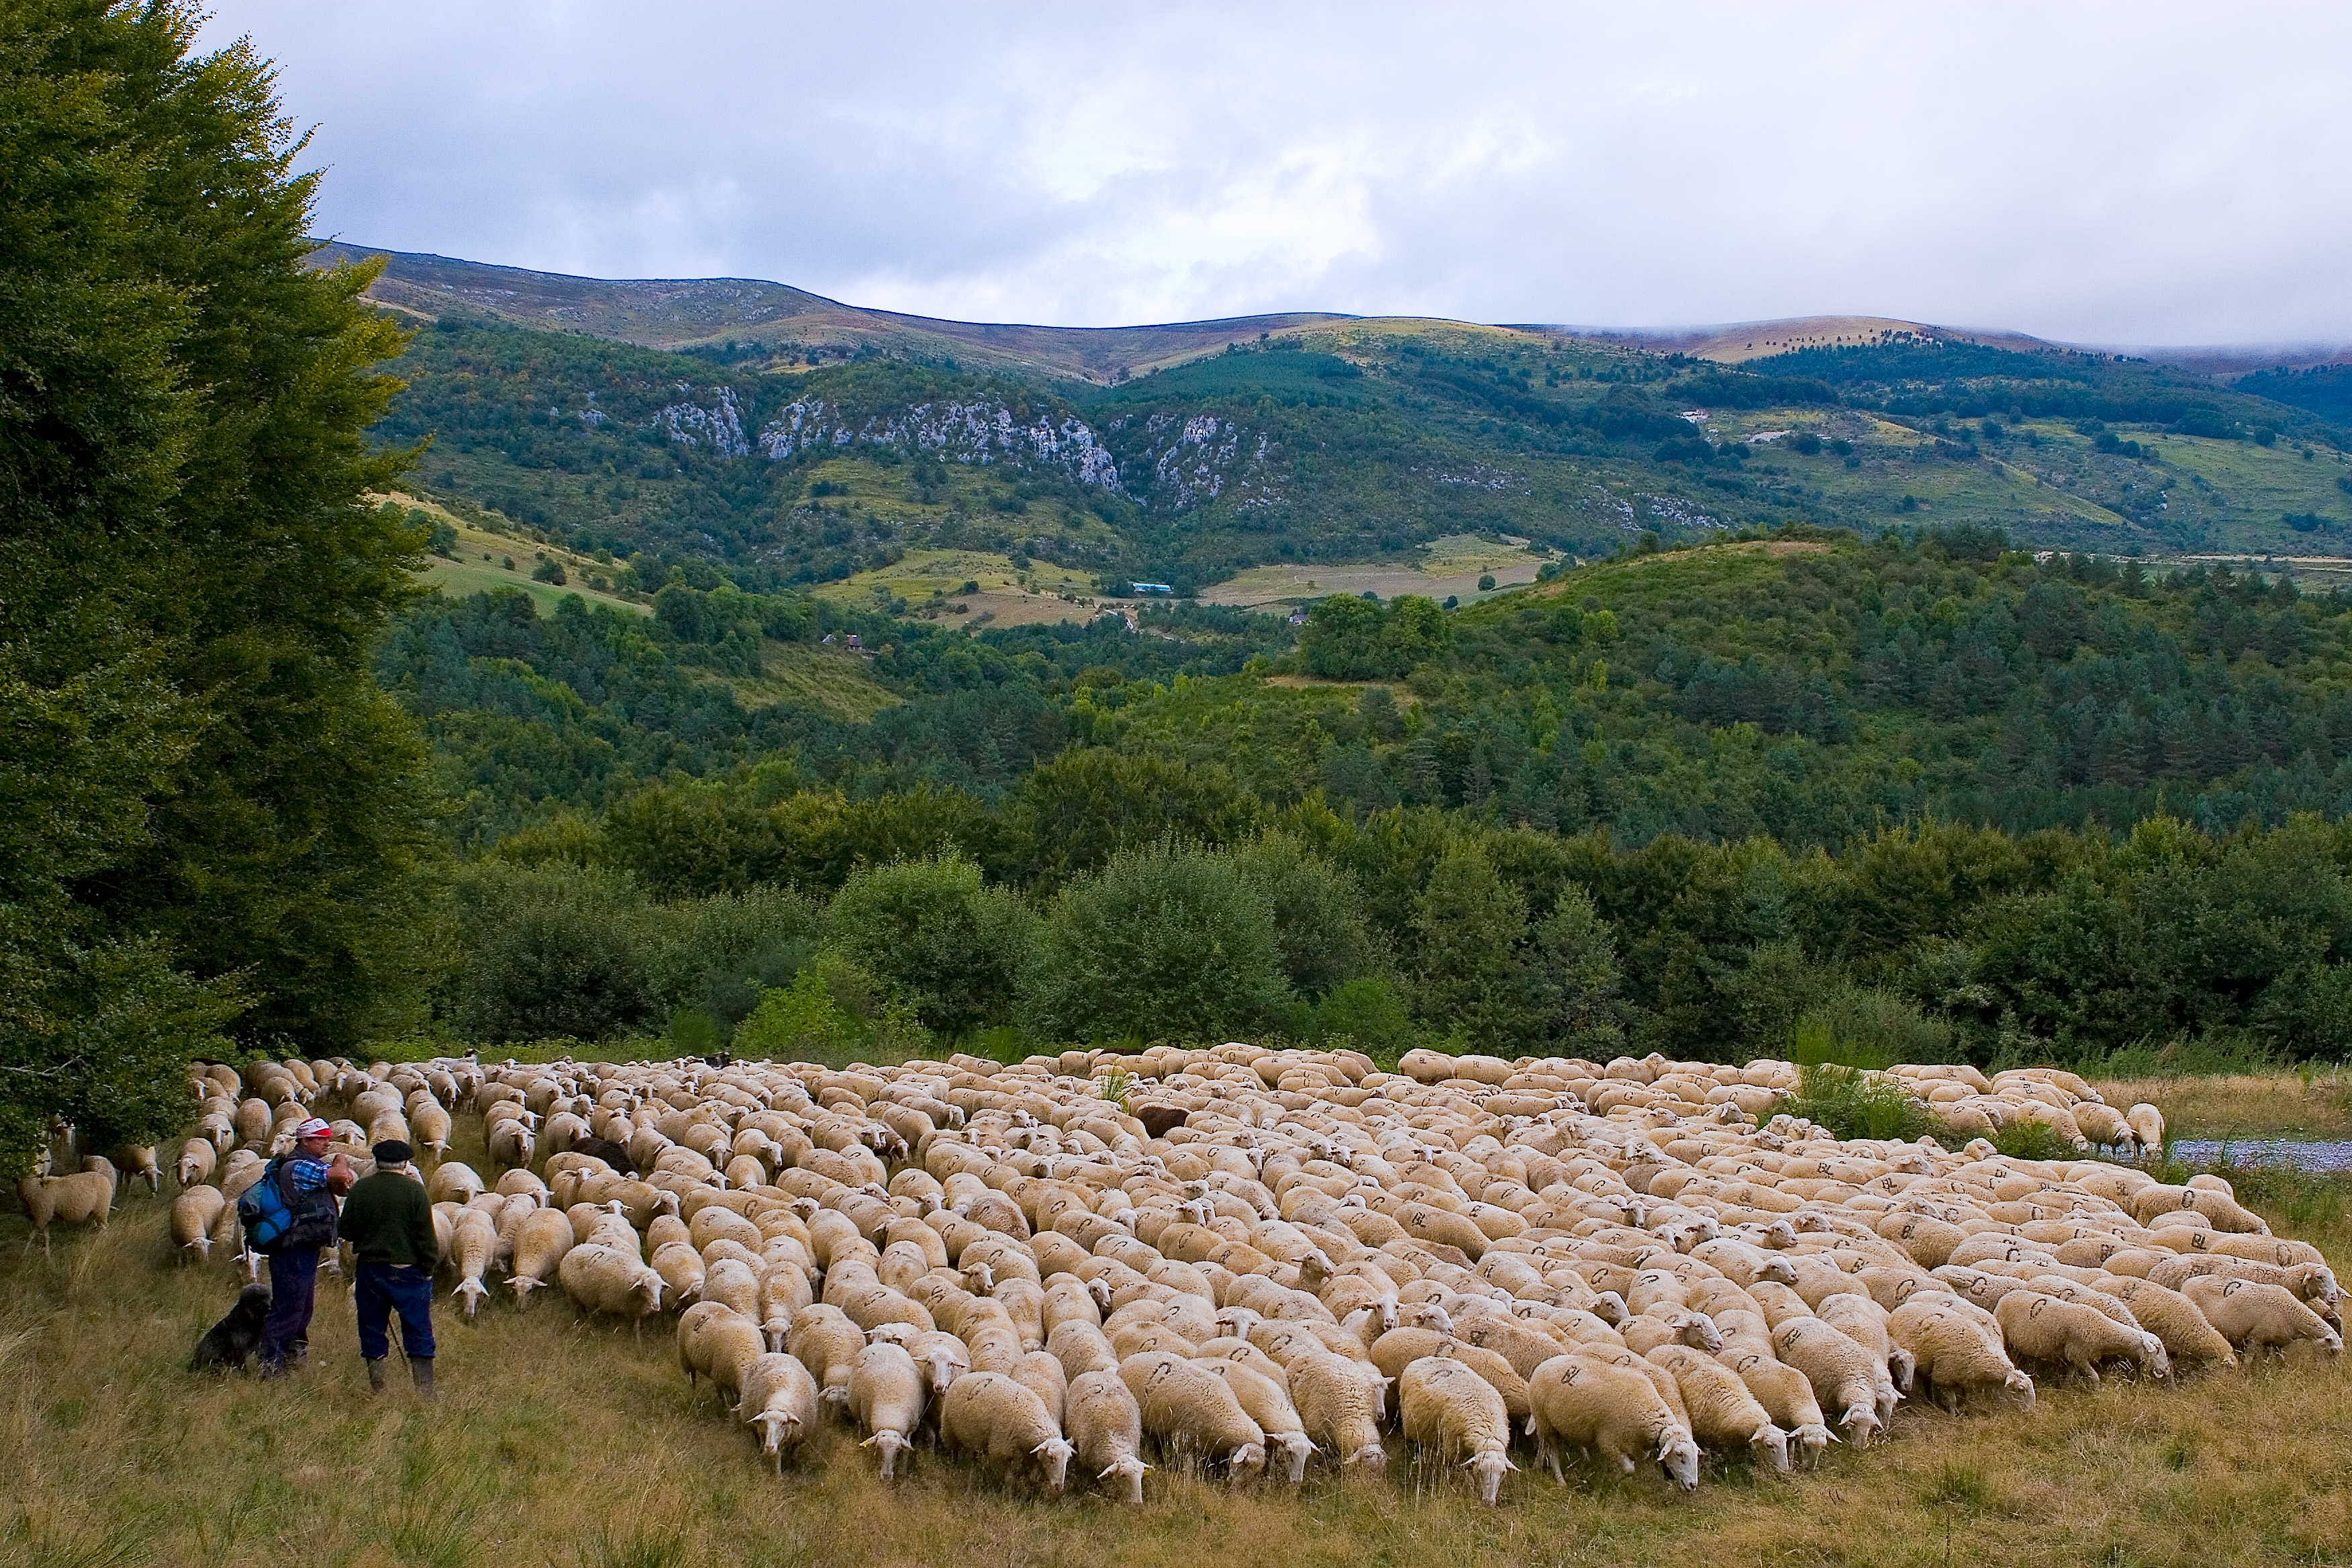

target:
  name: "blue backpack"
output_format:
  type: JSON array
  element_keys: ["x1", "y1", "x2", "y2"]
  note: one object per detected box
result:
[{"x1": 236, "y1": 1159, "x2": 338, "y2": 1253}]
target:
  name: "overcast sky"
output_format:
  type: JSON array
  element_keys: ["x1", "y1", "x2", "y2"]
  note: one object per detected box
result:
[{"x1": 198, "y1": 2, "x2": 2352, "y2": 346}]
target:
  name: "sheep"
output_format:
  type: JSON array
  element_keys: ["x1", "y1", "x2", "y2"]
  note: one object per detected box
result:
[
  {"x1": 411, "y1": 1101, "x2": 452, "y2": 1163},
  {"x1": 1526, "y1": 1352, "x2": 1700, "y2": 1491},
  {"x1": 17, "y1": 1171, "x2": 112, "y2": 1252},
  {"x1": 448, "y1": 1208, "x2": 499, "y2": 1320},
  {"x1": 850, "y1": 1342, "x2": 929, "y2": 1480},
  {"x1": 1118, "y1": 1351, "x2": 1268, "y2": 1482},
  {"x1": 426, "y1": 1162, "x2": 483, "y2": 1206},
  {"x1": 176, "y1": 1138, "x2": 219, "y2": 1189},
  {"x1": 1047, "y1": 1318, "x2": 1120, "y2": 1381},
  {"x1": 508, "y1": 1208, "x2": 575, "y2": 1310},
  {"x1": 2181, "y1": 1277, "x2": 2344, "y2": 1359},
  {"x1": 1367, "y1": 1327, "x2": 1530, "y2": 1419},
  {"x1": 1645, "y1": 1344, "x2": 1790, "y2": 1472},
  {"x1": 1195, "y1": 1357, "x2": 1316, "y2": 1482},
  {"x1": 650, "y1": 1240, "x2": 706, "y2": 1308},
  {"x1": 702, "y1": 1258, "x2": 762, "y2": 1320},
  {"x1": 1012, "y1": 1349, "x2": 1069, "y2": 1426},
  {"x1": 1771, "y1": 1318, "x2": 1888, "y2": 1445},
  {"x1": 1288, "y1": 1350, "x2": 1392, "y2": 1473},
  {"x1": 1065, "y1": 1369, "x2": 1151, "y2": 1504},
  {"x1": 1715, "y1": 1349, "x2": 1836, "y2": 1465},
  {"x1": 738, "y1": 1351, "x2": 821, "y2": 1473},
  {"x1": 2101, "y1": 1277, "x2": 2239, "y2": 1370},
  {"x1": 170, "y1": 1186, "x2": 226, "y2": 1263},
  {"x1": 679, "y1": 1302, "x2": 753, "y2": 1389},
  {"x1": 940, "y1": 1371, "x2": 1076, "y2": 1497},
  {"x1": 785, "y1": 1304, "x2": 869, "y2": 1410},
  {"x1": 1994, "y1": 1291, "x2": 2169, "y2": 1385},
  {"x1": 1400, "y1": 1356, "x2": 1517, "y2": 1505},
  {"x1": 1886, "y1": 1297, "x2": 2035, "y2": 1412},
  {"x1": 557, "y1": 1242, "x2": 667, "y2": 1338}
]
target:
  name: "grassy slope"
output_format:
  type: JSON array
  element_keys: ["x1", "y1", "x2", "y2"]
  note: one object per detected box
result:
[
  {"x1": 6, "y1": 1103, "x2": 2349, "y2": 1568},
  {"x1": 2090, "y1": 1071, "x2": 2352, "y2": 1141}
]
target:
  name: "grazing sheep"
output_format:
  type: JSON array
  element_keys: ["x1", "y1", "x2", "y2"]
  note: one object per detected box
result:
[
  {"x1": 557, "y1": 1242, "x2": 667, "y2": 1338},
  {"x1": 449, "y1": 1209, "x2": 499, "y2": 1320},
  {"x1": 1887, "y1": 1297, "x2": 2035, "y2": 1412},
  {"x1": 1715, "y1": 1349, "x2": 1836, "y2": 1465},
  {"x1": 1645, "y1": 1344, "x2": 1790, "y2": 1471},
  {"x1": 2101, "y1": 1277, "x2": 2239, "y2": 1372},
  {"x1": 170, "y1": 1187, "x2": 227, "y2": 1263},
  {"x1": 1526, "y1": 1353, "x2": 1700, "y2": 1491},
  {"x1": 507, "y1": 1208, "x2": 575, "y2": 1310},
  {"x1": 1195, "y1": 1358, "x2": 1315, "y2": 1482},
  {"x1": 850, "y1": 1342, "x2": 929, "y2": 1479},
  {"x1": 426, "y1": 1162, "x2": 483, "y2": 1206},
  {"x1": 738, "y1": 1351, "x2": 821, "y2": 1473},
  {"x1": 1065, "y1": 1369, "x2": 1151, "y2": 1503},
  {"x1": 1400, "y1": 1356, "x2": 1517, "y2": 1505},
  {"x1": 2181, "y1": 1277, "x2": 2344, "y2": 1359},
  {"x1": 1994, "y1": 1291, "x2": 2169, "y2": 1384},
  {"x1": 1287, "y1": 1350, "x2": 1392, "y2": 1473},
  {"x1": 785, "y1": 1304, "x2": 869, "y2": 1410},
  {"x1": 1119, "y1": 1351, "x2": 1268, "y2": 1483},
  {"x1": 17, "y1": 1171, "x2": 112, "y2": 1253},
  {"x1": 678, "y1": 1302, "x2": 752, "y2": 1388},
  {"x1": 650, "y1": 1240, "x2": 706, "y2": 1308},
  {"x1": 941, "y1": 1371, "x2": 1076, "y2": 1496},
  {"x1": 176, "y1": 1139, "x2": 219, "y2": 1189},
  {"x1": 1771, "y1": 1318, "x2": 1889, "y2": 1445}
]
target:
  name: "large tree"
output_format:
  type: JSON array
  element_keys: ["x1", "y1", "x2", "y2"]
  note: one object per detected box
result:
[{"x1": 1, "y1": 1, "x2": 434, "y2": 1169}]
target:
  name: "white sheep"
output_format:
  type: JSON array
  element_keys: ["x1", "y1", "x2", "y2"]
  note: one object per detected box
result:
[
  {"x1": 169, "y1": 1185, "x2": 226, "y2": 1263},
  {"x1": 1645, "y1": 1344, "x2": 1790, "y2": 1471},
  {"x1": 1288, "y1": 1350, "x2": 1392, "y2": 1474},
  {"x1": 557, "y1": 1241, "x2": 666, "y2": 1338},
  {"x1": 1194, "y1": 1358, "x2": 1315, "y2": 1482},
  {"x1": 449, "y1": 1208, "x2": 498, "y2": 1320},
  {"x1": 2182, "y1": 1276, "x2": 2344, "y2": 1359},
  {"x1": 1119, "y1": 1350, "x2": 1268, "y2": 1483},
  {"x1": 507, "y1": 1208, "x2": 574, "y2": 1310},
  {"x1": 2100, "y1": 1277, "x2": 2239, "y2": 1370},
  {"x1": 940, "y1": 1371, "x2": 1076, "y2": 1496},
  {"x1": 1400, "y1": 1355, "x2": 1517, "y2": 1504},
  {"x1": 1714, "y1": 1349, "x2": 1836, "y2": 1465},
  {"x1": 176, "y1": 1138, "x2": 219, "y2": 1189},
  {"x1": 1526, "y1": 1352, "x2": 1700, "y2": 1492},
  {"x1": 1994, "y1": 1291, "x2": 2169, "y2": 1384},
  {"x1": 850, "y1": 1342, "x2": 929, "y2": 1480},
  {"x1": 737, "y1": 1351, "x2": 820, "y2": 1473},
  {"x1": 785, "y1": 1304, "x2": 869, "y2": 1410},
  {"x1": 1063, "y1": 1369, "x2": 1151, "y2": 1504},
  {"x1": 1887, "y1": 1296, "x2": 2035, "y2": 1412},
  {"x1": 1771, "y1": 1318, "x2": 1888, "y2": 1446},
  {"x1": 17, "y1": 1170, "x2": 112, "y2": 1252}
]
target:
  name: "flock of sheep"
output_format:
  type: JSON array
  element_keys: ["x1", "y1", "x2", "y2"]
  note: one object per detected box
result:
[{"x1": 25, "y1": 1042, "x2": 2348, "y2": 1505}]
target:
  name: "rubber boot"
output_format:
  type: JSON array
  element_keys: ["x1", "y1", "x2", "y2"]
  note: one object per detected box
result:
[
  {"x1": 410, "y1": 1357, "x2": 436, "y2": 1400},
  {"x1": 365, "y1": 1358, "x2": 388, "y2": 1393}
]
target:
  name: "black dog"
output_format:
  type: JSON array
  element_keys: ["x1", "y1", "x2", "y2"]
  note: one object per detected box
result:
[
  {"x1": 189, "y1": 1283, "x2": 271, "y2": 1372},
  {"x1": 572, "y1": 1136, "x2": 639, "y2": 1176}
]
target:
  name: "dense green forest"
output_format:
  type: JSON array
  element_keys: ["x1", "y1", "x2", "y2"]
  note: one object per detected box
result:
[{"x1": 384, "y1": 530, "x2": 2352, "y2": 1072}]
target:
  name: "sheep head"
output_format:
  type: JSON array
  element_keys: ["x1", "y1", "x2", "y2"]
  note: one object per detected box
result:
[
  {"x1": 1100, "y1": 1456, "x2": 1149, "y2": 1504},
  {"x1": 1656, "y1": 1430, "x2": 1702, "y2": 1493},
  {"x1": 1343, "y1": 1442, "x2": 1389, "y2": 1474},
  {"x1": 1751, "y1": 1424, "x2": 1792, "y2": 1473},
  {"x1": 1227, "y1": 1440, "x2": 1267, "y2": 1483},
  {"x1": 454, "y1": 1277, "x2": 491, "y2": 1319},
  {"x1": 862, "y1": 1430, "x2": 910, "y2": 1481},
  {"x1": 1032, "y1": 1436, "x2": 1074, "y2": 1495},
  {"x1": 1464, "y1": 1448, "x2": 1514, "y2": 1505},
  {"x1": 1790, "y1": 1422, "x2": 1836, "y2": 1465},
  {"x1": 1274, "y1": 1431, "x2": 1315, "y2": 1484}
]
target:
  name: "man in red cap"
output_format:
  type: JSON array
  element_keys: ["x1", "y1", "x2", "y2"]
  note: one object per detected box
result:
[{"x1": 256, "y1": 1118, "x2": 354, "y2": 1379}]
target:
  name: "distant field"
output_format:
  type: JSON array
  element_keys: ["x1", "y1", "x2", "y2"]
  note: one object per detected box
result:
[
  {"x1": 816, "y1": 548, "x2": 1117, "y2": 632},
  {"x1": 2092, "y1": 1071, "x2": 2352, "y2": 1142},
  {"x1": 389, "y1": 492, "x2": 650, "y2": 618},
  {"x1": 699, "y1": 639, "x2": 900, "y2": 721},
  {"x1": 1204, "y1": 534, "x2": 1553, "y2": 609}
]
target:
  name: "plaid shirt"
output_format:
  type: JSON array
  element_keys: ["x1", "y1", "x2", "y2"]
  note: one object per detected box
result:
[{"x1": 285, "y1": 1155, "x2": 334, "y2": 1192}]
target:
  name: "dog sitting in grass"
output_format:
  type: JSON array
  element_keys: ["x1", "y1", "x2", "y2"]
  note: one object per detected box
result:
[{"x1": 190, "y1": 1283, "x2": 272, "y2": 1372}]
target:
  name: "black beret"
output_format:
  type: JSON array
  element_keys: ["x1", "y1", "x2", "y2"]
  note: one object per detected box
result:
[{"x1": 372, "y1": 1140, "x2": 414, "y2": 1165}]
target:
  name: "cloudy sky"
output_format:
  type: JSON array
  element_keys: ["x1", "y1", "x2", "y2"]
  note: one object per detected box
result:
[{"x1": 199, "y1": 2, "x2": 2352, "y2": 346}]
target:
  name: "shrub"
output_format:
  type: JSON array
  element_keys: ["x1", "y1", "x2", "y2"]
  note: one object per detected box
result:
[
  {"x1": 1785, "y1": 1061, "x2": 1934, "y2": 1141},
  {"x1": 1314, "y1": 976, "x2": 1418, "y2": 1058},
  {"x1": 734, "y1": 952, "x2": 928, "y2": 1066},
  {"x1": 826, "y1": 855, "x2": 1029, "y2": 1033},
  {"x1": 1231, "y1": 834, "x2": 1387, "y2": 997},
  {"x1": 1990, "y1": 1121, "x2": 2076, "y2": 1161},
  {"x1": 1020, "y1": 841, "x2": 1290, "y2": 1046},
  {"x1": 446, "y1": 863, "x2": 672, "y2": 1042}
]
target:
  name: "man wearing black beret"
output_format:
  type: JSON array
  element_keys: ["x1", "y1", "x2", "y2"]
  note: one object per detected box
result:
[{"x1": 338, "y1": 1140, "x2": 442, "y2": 1395}]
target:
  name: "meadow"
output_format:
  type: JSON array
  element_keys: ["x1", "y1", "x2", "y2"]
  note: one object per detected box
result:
[{"x1": 6, "y1": 1082, "x2": 2348, "y2": 1568}]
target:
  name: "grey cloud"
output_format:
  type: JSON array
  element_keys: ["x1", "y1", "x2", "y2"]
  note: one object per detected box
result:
[{"x1": 201, "y1": 1, "x2": 2352, "y2": 344}]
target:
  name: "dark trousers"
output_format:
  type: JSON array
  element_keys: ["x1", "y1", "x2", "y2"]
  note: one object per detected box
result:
[
  {"x1": 261, "y1": 1248, "x2": 319, "y2": 1367},
  {"x1": 356, "y1": 1262, "x2": 437, "y2": 1362}
]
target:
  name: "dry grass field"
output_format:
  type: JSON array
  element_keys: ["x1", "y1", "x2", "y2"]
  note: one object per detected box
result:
[
  {"x1": 6, "y1": 1095, "x2": 2350, "y2": 1568},
  {"x1": 2091, "y1": 1071, "x2": 2352, "y2": 1142}
]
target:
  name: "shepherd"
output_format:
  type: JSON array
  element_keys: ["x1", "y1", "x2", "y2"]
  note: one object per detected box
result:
[
  {"x1": 239, "y1": 1118, "x2": 354, "y2": 1378},
  {"x1": 338, "y1": 1139, "x2": 442, "y2": 1396}
]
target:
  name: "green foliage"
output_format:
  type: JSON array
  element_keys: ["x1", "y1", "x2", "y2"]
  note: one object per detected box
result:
[
  {"x1": 1300, "y1": 593, "x2": 1452, "y2": 679},
  {"x1": 1230, "y1": 834, "x2": 1387, "y2": 997},
  {"x1": 1314, "y1": 976, "x2": 1419, "y2": 1057},
  {"x1": 733, "y1": 952, "x2": 928, "y2": 1066},
  {"x1": 1020, "y1": 842, "x2": 1291, "y2": 1046},
  {"x1": 826, "y1": 856, "x2": 1030, "y2": 1033},
  {"x1": 1785, "y1": 1063, "x2": 1936, "y2": 1141},
  {"x1": 0, "y1": 1, "x2": 434, "y2": 1164},
  {"x1": 444, "y1": 865, "x2": 668, "y2": 1043},
  {"x1": 1988, "y1": 1120, "x2": 2077, "y2": 1161}
]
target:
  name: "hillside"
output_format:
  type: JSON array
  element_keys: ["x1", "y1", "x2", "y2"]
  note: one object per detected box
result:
[{"x1": 328, "y1": 244, "x2": 2352, "y2": 596}]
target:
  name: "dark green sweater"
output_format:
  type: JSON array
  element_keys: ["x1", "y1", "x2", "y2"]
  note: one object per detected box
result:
[{"x1": 338, "y1": 1169, "x2": 439, "y2": 1269}]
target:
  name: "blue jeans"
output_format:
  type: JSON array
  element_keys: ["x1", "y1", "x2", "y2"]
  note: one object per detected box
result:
[
  {"x1": 355, "y1": 1263, "x2": 437, "y2": 1362},
  {"x1": 261, "y1": 1248, "x2": 319, "y2": 1368}
]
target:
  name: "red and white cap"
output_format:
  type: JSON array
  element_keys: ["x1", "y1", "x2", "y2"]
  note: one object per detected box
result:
[{"x1": 294, "y1": 1117, "x2": 334, "y2": 1142}]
